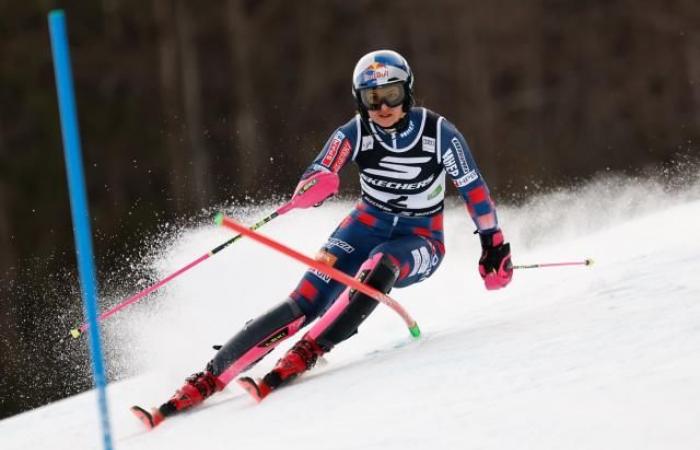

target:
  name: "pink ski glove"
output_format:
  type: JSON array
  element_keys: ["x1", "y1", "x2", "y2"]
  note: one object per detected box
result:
[
  {"x1": 478, "y1": 230, "x2": 513, "y2": 290},
  {"x1": 287, "y1": 171, "x2": 340, "y2": 211}
]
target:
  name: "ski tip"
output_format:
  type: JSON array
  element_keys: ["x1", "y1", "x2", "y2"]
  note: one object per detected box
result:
[
  {"x1": 237, "y1": 377, "x2": 269, "y2": 403},
  {"x1": 409, "y1": 323, "x2": 421, "y2": 339},
  {"x1": 213, "y1": 212, "x2": 225, "y2": 226},
  {"x1": 585, "y1": 258, "x2": 595, "y2": 266},
  {"x1": 69, "y1": 328, "x2": 81, "y2": 339},
  {"x1": 130, "y1": 405, "x2": 163, "y2": 430}
]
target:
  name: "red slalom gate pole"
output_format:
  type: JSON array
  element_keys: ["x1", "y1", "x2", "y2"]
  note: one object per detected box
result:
[
  {"x1": 513, "y1": 258, "x2": 594, "y2": 270},
  {"x1": 216, "y1": 213, "x2": 422, "y2": 338},
  {"x1": 70, "y1": 203, "x2": 293, "y2": 339}
]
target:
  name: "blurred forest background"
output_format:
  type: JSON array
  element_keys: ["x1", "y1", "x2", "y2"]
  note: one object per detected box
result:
[{"x1": 1, "y1": 0, "x2": 699, "y2": 419}]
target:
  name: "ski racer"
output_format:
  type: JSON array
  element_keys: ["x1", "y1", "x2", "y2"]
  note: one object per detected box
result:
[{"x1": 132, "y1": 49, "x2": 513, "y2": 428}]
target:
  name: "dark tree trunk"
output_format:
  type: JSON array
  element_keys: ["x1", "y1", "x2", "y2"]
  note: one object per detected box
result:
[
  {"x1": 154, "y1": 0, "x2": 187, "y2": 212},
  {"x1": 176, "y1": 0, "x2": 210, "y2": 208},
  {"x1": 225, "y1": 0, "x2": 269, "y2": 194}
]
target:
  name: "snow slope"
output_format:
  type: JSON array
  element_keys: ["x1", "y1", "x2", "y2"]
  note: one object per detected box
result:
[{"x1": 2, "y1": 179, "x2": 700, "y2": 450}]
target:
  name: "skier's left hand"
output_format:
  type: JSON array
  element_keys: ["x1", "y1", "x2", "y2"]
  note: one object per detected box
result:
[{"x1": 478, "y1": 230, "x2": 513, "y2": 290}]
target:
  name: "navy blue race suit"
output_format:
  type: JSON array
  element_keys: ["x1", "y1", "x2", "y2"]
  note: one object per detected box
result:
[
  {"x1": 289, "y1": 107, "x2": 500, "y2": 318},
  {"x1": 207, "y1": 106, "x2": 502, "y2": 384}
]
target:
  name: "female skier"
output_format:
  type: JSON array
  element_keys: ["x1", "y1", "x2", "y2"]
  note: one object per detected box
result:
[{"x1": 132, "y1": 49, "x2": 513, "y2": 429}]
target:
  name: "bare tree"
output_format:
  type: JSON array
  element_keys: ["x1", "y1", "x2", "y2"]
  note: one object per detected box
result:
[
  {"x1": 153, "y1": 0, "x2": 187, "y2": 212},
  {"x1": 225, "y1": 0, "x2": 269, "y2": 193},
  {"x1": 176, "y1": 0, "x2": 210, "y2": 208}
]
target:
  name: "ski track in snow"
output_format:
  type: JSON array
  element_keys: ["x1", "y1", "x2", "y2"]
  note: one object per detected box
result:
[{"x1": 2, "y1": 180, "x2": 700, "y2": 450}]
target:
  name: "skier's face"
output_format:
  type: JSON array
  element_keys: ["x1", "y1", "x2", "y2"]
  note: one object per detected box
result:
[{"x1": 368, "y1": 103, "x2": 405, "y2": 129}]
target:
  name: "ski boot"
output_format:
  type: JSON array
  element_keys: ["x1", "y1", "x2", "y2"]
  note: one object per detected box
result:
[
  {"x1": 238, "y1": 335, "x2": 324, "y2": 402},
  {"x1": 131, "y1": 371, "x2": 223, "y2": 429}
]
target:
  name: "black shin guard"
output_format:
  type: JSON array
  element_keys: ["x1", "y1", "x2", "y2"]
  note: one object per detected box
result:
[
  {"x1": 207, "y1": 299, "x2": 305, "y2": 376},
  {"x1": 316, "y1": 254, "x2": 399, "y2": 351}
]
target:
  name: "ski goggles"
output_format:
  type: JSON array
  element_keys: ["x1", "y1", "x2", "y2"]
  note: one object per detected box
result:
[{"x1": 359, "y1": 83, "x2": 406, "y2": 110}]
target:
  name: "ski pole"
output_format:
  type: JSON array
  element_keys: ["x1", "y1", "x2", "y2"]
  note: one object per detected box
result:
[
  {"x1": 513, "y1": 258, "x2": 594, "y2": 270},
  {"x1": 69, "y1": 202, "x2": 293, "y2": 339},
  {"x1": 216, "y1": 213, "x2": 422, "y2": 338}
]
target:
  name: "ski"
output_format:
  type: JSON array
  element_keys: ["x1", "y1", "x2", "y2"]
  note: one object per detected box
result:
[
  {"x1": 236, "y1": 376, "x2": 271, "y2": 403},
  {"x1": 130, "y1": 405, "x2": 164, "y2": 430},
  {"x1": 236, "y1": 335, "x2": 425, "y2": 404}
]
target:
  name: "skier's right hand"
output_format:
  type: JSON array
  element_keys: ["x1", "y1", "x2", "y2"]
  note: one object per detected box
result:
[
  {"x1": 290, "y1": 170, "x2": 340, "y2": 209},
  {"x1": 478, "y1": 230, "x2": 513, "y2": 290}
]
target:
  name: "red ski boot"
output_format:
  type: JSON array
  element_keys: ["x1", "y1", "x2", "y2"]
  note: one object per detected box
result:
[
  {"x1": 161, "y1": 371, "x2": 223, "y2": 415},
  {"x1": 238, "y1": 336, "x2": 324, "y2": 402},
  {"x1": 131, "y1": 371, "x2": 223, "y2": 430}
]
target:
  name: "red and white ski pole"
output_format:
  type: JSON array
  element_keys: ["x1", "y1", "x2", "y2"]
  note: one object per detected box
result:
[
  {"x1": 217, "y1": 214, "x2": 422, "y2": 338},
  {"x1": 513, "y1": 258, "x2": 594, "y2": 270}
]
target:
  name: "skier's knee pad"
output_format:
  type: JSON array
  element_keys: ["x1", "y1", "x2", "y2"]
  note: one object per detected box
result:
[
  {"x1": 362, "y1": 253, "x2": 399, "y2": 295},
  {"x1": 316, "y1": 253, "x2": 399, "y2": 351},
  {"x1": 208, "y1": 299, "x2": 306, "y2": 376}
]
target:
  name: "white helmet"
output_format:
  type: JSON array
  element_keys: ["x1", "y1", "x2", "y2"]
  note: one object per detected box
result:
[{"x1": 352, "y1": 49, "x2": 414, "y2": 116}]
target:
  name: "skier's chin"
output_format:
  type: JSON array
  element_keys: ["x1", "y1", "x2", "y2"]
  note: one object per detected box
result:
[{"x1": 370, "y1": 112, "x2": 404, "y2": 129}]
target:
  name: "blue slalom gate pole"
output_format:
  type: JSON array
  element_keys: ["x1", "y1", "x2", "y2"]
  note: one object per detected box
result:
[{"x1": 48, "y1": 10, "x2": 114, "y2": 450}]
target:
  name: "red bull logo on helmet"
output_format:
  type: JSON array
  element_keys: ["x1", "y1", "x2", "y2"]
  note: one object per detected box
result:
[{"x1": 363, "y1": 62, "x2": 389, "y2": 82}]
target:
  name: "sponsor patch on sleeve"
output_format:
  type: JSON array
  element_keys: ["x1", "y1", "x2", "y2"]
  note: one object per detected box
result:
[
  {"x1": 443, "y1": 148, "x2": 459, "y2": 177},
  {"x1": 321, "y1": 130, "x2": 346, "y2": 167},
  {"x1": 331, "y1": 140, "x2": 352, "y2": 172},
  {"x1": 451, "y1": 137, "x2": 470, "y2": 172},
  {"x1": 454, "y1": 170, "x2": 479, "y2": 187}
]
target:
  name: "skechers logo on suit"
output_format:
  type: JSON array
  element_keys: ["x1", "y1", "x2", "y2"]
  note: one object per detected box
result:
[
  {"x1": 364, "y1": 156, "x2": 432, "y2": 180},
  {"x1": 361, "y1": 173, "x2": 435, "y2": 190}
]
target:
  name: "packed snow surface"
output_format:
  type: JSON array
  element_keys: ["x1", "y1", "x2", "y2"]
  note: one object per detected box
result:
[{"x1": 2, "y1": 180, "x2": 699, "y2": 449}]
